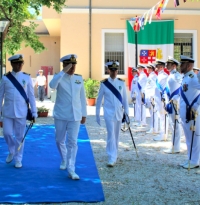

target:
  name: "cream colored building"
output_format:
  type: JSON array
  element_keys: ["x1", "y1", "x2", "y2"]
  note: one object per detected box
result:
[{"x1": 6, "y1": 0, "x2": 200, "y2": 84}]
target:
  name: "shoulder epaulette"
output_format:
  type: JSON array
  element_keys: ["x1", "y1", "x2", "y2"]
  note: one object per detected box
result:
[
  {"x1": 23, "y1": 72, "x2": 30, "y2": 75},
  {"x1": 118, "y1": 78, "x2": 125, "y2": 82},
  {"x1": 74, "y1": 74, "x2": 82, "y2": 76},
  {"x1": 101, "y1": 78, "x2": 107, "y2": 83},
  {"x1": 189, "y1": 73, "x2": 194, "y2": 78}
]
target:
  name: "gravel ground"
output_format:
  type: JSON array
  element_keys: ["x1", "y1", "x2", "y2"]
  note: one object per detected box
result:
[{"x1": 1, "y1": 99, "x2": 200, "y2": 205}]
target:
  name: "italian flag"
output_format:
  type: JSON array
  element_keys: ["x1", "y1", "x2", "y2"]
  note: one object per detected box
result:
[{"x1": 127, "y1": 20, "x2": 174, "y2": 89}]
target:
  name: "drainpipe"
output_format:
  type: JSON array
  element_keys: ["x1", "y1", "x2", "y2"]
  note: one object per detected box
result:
[{"x1": 89, "y1": 0, "x2": 92, "y2": 78}]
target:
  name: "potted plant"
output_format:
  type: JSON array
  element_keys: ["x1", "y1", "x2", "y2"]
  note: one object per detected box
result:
[
  {"x1": 84, "y1": 78, "x2": 100, "y2": 106},
  {"x1": 37, "y1": 106, "x2": 49, "y2": 117}
]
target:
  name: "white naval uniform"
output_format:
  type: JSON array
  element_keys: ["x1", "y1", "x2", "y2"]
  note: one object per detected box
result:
[
  {"x1": 137, "y1": 71, "x2": 148, "y2": 125},
  {"x1": 0, "y1": 71, "x2": 37, "y2": 163},
  {"x1": 179, "y1": 70, "x2": 200, "y2": 165},
  {"x1": 130, "y1": 75, "x2": 140, "y2": 122},
  {"x1": 96, "y1": 77, "x2": 129, "y2": 163},
  {"x1": 156, "y1": 70, "x2": 169, "y2": 139},
  {"x1": 163, "y1": 69, "x2": 182, "y2": 150},
  {"x1": 49, "y1": 71, "x2": 87, "y2": 172},
  {"x1": 144, "y1": 72, "x2": 159, "y2": 133}
]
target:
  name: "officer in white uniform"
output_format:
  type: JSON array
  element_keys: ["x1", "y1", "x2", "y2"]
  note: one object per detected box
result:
[
  {"x1": 153, "y1": 60, "x2": 169, "y2": 141},
  {"x1": 137, "y1": 64, "x2": 148, "y2": 126},
  {"x1": 130, "y1": 67, "x2": 140, "y2": 123},
  {"x1": 49, "y1": 54, "x2": 87, "y2": 179},
  {"x1": 96, "y1": 61, "x2": 129, "y2": 167},
  {"x1": 163, "y1": 56, "x2": 182, "y2": 154},
  {"x1": 193, "y1": 67, "x2": 200, "y2": 75},
  {"x1": 145, "y1": 64, "x2": 159, "y2": 134},
  {"x1": 178, "y1": 55, "x2": 200, "y2": 169},
  {"x1": 0, "y1": 54, "x2": 37, "y2": 168}
]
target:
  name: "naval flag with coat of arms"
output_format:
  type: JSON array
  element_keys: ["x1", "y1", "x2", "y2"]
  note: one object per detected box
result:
[{"x1": 127, "y1": 20, "x2": 174, "y2": 89}]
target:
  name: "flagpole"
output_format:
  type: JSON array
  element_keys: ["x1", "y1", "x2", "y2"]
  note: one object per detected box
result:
[{"x1": 135, "y1": 31, "x2": 138, "y2": 67}]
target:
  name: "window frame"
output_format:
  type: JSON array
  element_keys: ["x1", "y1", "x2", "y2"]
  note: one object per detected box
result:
[
  {"x1": 174, "y1": 30, "x2": 197, "y2": 66},
  {"x1": 102, "y1": 29, "x2": 127, "y2": 78}
]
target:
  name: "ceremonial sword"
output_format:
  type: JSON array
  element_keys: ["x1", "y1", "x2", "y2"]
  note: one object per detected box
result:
[
  {"x1": 18, "y1": 120, "x2": 34, "y2": 151},
  {"x1": 124, "y1": 112, "x2": 138, "y2": 157}
]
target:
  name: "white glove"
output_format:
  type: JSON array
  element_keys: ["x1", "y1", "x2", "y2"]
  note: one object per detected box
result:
[{"x1": 96, "y1": 115, "x2": 101, "y2": 126}]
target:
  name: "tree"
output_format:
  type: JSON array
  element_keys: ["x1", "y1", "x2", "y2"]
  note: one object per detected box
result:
[{"x1": 0, "y1": 0, "x2": 65, "y2": 55}]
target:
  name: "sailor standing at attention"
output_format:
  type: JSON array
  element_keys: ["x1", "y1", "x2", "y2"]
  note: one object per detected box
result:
[
  {"x1": 0, "y1": 54, "x2": 37, "y2": 168},
  {"x1": 136, "y1": 64, "x2": 148, "y2": 127},
  {"x1": 96, "y1": 61, "x2": 129, "y2": 167},
  {"x1": 145, "y1": 64, "x2": 159, "y2": 134},
  {"x1": 130, "y1": 67, "x2": 140, "y2": 123},
  {"x1": 163, "y1": 56, "x2": 182, "y2": 154},
  {"x1": 178, "y1": 55, "x2": 200, "y2": 169},
  {"x1": 153, "y1": 60, "x2": 169, "y2": 141},
  {"x1": 49, "y1": 54, "x2": 87, "y2": 179}
]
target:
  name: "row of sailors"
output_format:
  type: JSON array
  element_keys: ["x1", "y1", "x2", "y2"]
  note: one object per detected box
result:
[{"x1": 130, "y1": 55, "x2": 200, "y2": 169}]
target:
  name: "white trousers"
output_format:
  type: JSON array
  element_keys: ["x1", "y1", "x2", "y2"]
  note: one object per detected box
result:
[
  {"x1": 181, "y1": 116, "x2": 200, "y2": 165},
  {"x1": 133, "y1": 98, "x2": 146, "y2": 124},
  {"x1": 158, "y1": 102, "x2": 169, "y2": 138},
  {"x1": 3, "y1": 117, "x2": 26, "y2": 162},
  {"x1": 104, "y1": 119, "x2": 121, "y2": 162},
  {"x1": 149, "y1": 106, "x2": 158, "y2": 133},
  {"x1": 54, "y1": 119, "x2": 80, "y2": 172},
  {"x1": 168, "y1": 110, "x2": 181, "y2": 150}
]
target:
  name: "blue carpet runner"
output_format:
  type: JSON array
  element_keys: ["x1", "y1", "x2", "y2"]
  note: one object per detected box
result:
[{"x1": 0, "y1": 124, "x2": 105, "y2": 203}]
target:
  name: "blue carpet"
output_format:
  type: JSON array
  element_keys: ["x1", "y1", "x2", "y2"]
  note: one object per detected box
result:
[{"x1": 0, "y1": 125, "x2": 105, "y2": 203}]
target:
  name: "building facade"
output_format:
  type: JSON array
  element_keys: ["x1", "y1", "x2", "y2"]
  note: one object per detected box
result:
[{"x1": 5, "y1": 0, "x2": 200, "y2": 85}]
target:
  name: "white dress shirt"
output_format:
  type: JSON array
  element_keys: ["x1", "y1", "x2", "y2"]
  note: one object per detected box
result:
[
  {"x1": 49, "y1": 71, "x2": 87, "y2": 121},
  {"x1": 96, "y1": 77, "x2": 129, "y2": 121},
  {"x1": 36, "y1": 75, "x2": 46, "y2": 86},
  {"x1": 0, "y1": 71, "x2": 37, "y2": 118}
]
